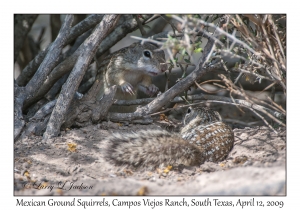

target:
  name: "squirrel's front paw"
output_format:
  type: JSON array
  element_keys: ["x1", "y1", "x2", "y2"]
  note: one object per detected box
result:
[
  {"x1": 120, "y1": 82, "x2": 135, "y2": 95},
  {"x1": 145, "y1": 84, "x2": 159, "y2": 96}
]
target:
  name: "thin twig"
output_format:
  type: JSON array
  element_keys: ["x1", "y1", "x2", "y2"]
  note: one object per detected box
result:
[
  {"x1": 233, "y1": 68, "x2": 273, "y2": 82},
  {"x1": 172, "y1": 15, "x2": 260, "y2": 56},
  {"x1": 234, "y1": 72, "x2": 244, "y2": 84},
  {"x1": 219, "y1": 74, "x2": 285, "y2": 126},
  {"x1": 223, "y1": 119, "x2": 261, "y2": 127},
  {"x1": 188, "y1": 100, "x2": 279, "y2": 133},
  {"x1": 135, "y1": 15, "x2": 147, "y2": 37},
  {"x1": 267, "y1": 96, "x2": 286, "y2": 114},
  {"x1": 268, "y1": 15, "x2": 286, "y2": 63},
  {"x1": 194, "y1": 81, "x2": 221, "y2": 94}
]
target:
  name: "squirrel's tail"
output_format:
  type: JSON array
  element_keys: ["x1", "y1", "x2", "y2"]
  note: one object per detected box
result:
[{"x1": 105, "y1": 130, "x2": 205, "y2": 168}]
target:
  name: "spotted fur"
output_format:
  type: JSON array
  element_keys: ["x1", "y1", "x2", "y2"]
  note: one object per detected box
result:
[{"x1": 104, "y1": 107, "x2": 234, "y2": 168}]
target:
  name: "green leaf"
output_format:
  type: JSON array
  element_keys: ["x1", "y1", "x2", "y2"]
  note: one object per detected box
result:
[
  {"x1": 184, "y1": 59, "x2": 191, "y2": 63},
  {"x1": 196, "y1": 37, "x2": 202, "y2": 43},
  {"x1": 170, "y1": 57, "x2": 178, "y2": 65},
  {"x1": 234, "y1": 62, "x2": 239, "y2": 68},
  {"x1": 211, "y1": 15, "x2": 219, "y2": 22},
  {"x1": 194, "y1": 48, "x2": 202, "y2": 53},
  {"x1": 205, "y1": 16, "x2": 209, "y2": 22},
  {"x1": 194, "y1": 41, "x2": 202, "y2": 48},
  {"x1": 167, "y1": 34, "x2": 175, "y2": 42},
  {"x1": 181, "y1": 49, "x2": 186, "y2": 56},
  {"x1": 194, "y1": 14, "x2": 201, "y2": 19}
]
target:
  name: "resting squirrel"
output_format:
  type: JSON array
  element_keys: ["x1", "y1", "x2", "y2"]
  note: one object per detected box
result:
[
  {"x1": 96, "y1": 42, "x2": 168, "y2": 112},
  {"x1": 104, "y1": 106, "x2": 234, "y2": 168}
]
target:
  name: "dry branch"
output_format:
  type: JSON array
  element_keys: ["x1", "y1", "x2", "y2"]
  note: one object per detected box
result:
[
  {"x1": 15, "y1": 14, "x2": 286, "y2": 140},
  {"x1": 43, "y1": 15, "x2": 120, "y2": 140},
  {"x1": 111, "y1": 93, "x2": 285, "y2": 122},
  {"x1": 52, "y1": 83, "x2": 117, "y2": 129},
  {"x1": 50, "y1": 15, "x2": 61, "y2": 42},
  {"x1": 25, "y1": 15, "x2": 74, "y2": 98},
  {"x1": 23, "y1": 45, "x2": 83, "y2": 110},
  {"x1": 14, "y1": 15, "x2": 74, "y2": 140},
  {"x1": 23, "y1": 15, "x2": 158, "y2": 110},
  {"x1": 44, "y1": 73, "x2": 69, "y2": 101},
  {"x1": 16, "y1": 14, "x2": 104, "y2": 86},
  {"x1": 135, "y1": 15, "x2": 147, "y2": 36},
  {"x1": 105, "y1": 15, "x2": 286, "y2": 131},
  {"x1": 14, "y1": 14, "x2": 38, "y2": 63},
  {"x1": 187, "y1": 100, "x2": 279, "y2": 133},
  {"x1": 106, "y1": 33, "x2": 217, "y2": 122},
  {"x1": 18, "y1": 100, "x2": 57, "y2": 141},
  {"x1": 95, "y1": 15, "x2": 156, "y2": 58},
  {"x1": 141, "y1": 34, "x2": 216, "y2": 113}
]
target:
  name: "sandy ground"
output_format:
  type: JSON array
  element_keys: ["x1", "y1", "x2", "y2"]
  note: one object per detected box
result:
[{"x1": 14, "y1": 115, "x2": 286, "y2": 196}]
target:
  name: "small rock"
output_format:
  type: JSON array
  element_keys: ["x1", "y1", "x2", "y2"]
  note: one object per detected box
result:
[
  {"x1": 181, "y1": 167, "x2": 196, "y2": 176},
  {"x1": 56, "y1": 169, "x2": 69, "y2": 176},
  {"x1": 40, "y1": 177, "x2": 48, "y2": 182},
  {"x1": 161, "y1": 172, "x2": 167, "y2": 177},
  {"x1": 69, "y1": 153, "x2": 79, "y2": 161},
  {"x1": 200, "y1": 162, "x2": 221, "y2": 172},
  {"x1": 149, "y1": 176, "x2": 156, "y2": 182},
  {"x1": 243, "y1": 160, "x2": 252, "y2": 166},
  {"x1": 23, "y1": 162, "x2": 30, "y2": 169},
  {"x1": 233, "y1": 155, "x2": 248, "y2": 164}
]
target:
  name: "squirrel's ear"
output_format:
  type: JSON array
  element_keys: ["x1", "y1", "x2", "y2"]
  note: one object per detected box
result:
[{"x1": 128, "y1": 43, "x2": 138, "y2": 54}]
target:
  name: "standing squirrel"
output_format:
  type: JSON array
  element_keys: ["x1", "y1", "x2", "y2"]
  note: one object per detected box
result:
[
  {"x1": 104, "y1": 106, "x2": 234, "y2": 168},
  {"x1": 96, "y1": 42, "x2": 168, "y2": 112}
]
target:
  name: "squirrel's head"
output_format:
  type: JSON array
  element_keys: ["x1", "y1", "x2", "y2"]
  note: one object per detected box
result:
[
  {"x1": 123, "y1": 42, "x2": 168, "y2": 75},
  {"x1": 183, "y1": 106, "x2": 222, "y2": 126}
]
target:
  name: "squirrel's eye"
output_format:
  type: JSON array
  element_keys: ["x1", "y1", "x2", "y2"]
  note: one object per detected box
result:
[
  {"x1": 187, "y1": 107, "x2": 192, "y2": 114},
  {"x1": 143, "y1": 50, "x2": 151, "y2": 58}
]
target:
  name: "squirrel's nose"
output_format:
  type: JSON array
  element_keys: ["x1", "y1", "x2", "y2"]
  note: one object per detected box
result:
[{"x1": 160, "y1": 63, "x2": 168, "y2": 72}]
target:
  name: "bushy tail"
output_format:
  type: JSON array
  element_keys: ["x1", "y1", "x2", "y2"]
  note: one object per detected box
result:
[{"x1": 105, "y1": 130, "x2": 205, "y2": 168}]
